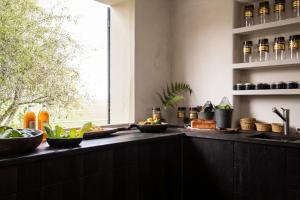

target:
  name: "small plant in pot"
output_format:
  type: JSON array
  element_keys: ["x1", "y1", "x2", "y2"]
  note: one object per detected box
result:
[{"x1": 215, "y1": 97, "x2": 234, "y2": 129}]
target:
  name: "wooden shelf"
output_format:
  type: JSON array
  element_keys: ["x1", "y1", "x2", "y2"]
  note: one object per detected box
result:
[
  {"x1": 233, "y1": 89, "x2": 300, "y2": 96},
  {"x1": 233, "y1": 59, "x2": 300, "y2": 70},
  {"x1": 233, "y1": 17, "x2": 300, "y2": 35}
]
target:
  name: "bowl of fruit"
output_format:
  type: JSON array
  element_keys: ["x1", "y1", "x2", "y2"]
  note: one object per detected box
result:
[
  {"x1": 44, "y1": 122, "x2": 92, "y2": 148},
  {"x1": 131, "y1": 118, "x2": 168, "y2": 133},
  {"x1": 0, "y1": 127, "x2": 43, "y2": 156}
]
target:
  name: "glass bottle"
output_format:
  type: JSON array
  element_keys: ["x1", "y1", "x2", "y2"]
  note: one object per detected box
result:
[
  {"x1": 152, "y1": 107, "x2": 161, "y2": 120},
  {"x1": 23, "y1": 105, "x2": 36, "y2": 129},
  {"x1": 289, "y1": 35, "x2": 300, "y2": 59},
  {"x1": 273, "y1": 37, "x2": 286, "y2": 60},
  {"x1": 243, "y1": 41, "x2": 253, "y2": 63},
  {"x1": 274, "y1": 0, "x2": 285, "y2": 21},
  {"x1": 244, "y1": 5, "x2": 254, "y2": 27},
  {"x1": 177, "y1": 107, "x2": 186, "y2": 126},
  {"x1": 38, "y1": 105, "x2": 49, "y2": 140},
  {"x1": 292, "y1": 0, "x2": 300, "y2": 17},
  {"x1": 258, "y1": 1, "x2": 270, "y2": 24},
  {"x1": 258, "y1": 38, "x2": 270, "y2": 62}
]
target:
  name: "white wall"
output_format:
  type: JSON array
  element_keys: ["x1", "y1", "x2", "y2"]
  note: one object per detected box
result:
[
  {"x1": 110, "y1": 0, "x2": 135, "y2": 124},
  {"x1": 134, "y1": 0, "x2": 172, "y2": 121},
  {"x1": 171, "y1": 0, "x2": 234, "y2": 107}
]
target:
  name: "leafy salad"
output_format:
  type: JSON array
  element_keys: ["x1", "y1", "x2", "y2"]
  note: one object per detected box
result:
[
  {"x1": 0, "y1": 126, "x2": 37, "y2": 139},
  {"x1": 44, "y1": 122, "x2": 92, "y2": 139}
]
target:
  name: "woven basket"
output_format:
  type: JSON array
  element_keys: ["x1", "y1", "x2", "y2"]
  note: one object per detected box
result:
[
  {"x1": 255, "y1": 122, "x2": 272, "y2": 132},
  {"x1": 240, "y1": 118, "x2": 256, "y2": 131},
  {"x1": 271, "y1": 123, "x2": 283, "y2": 133}
]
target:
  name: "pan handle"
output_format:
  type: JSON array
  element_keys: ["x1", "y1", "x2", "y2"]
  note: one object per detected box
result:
[{"x1": 117, "y1": 124, "x2": 138, "y2": 131}]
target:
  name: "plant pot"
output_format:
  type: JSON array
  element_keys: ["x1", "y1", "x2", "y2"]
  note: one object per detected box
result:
[{"x1": 215, "y1": 109, "x2": 233, "y2": 129}]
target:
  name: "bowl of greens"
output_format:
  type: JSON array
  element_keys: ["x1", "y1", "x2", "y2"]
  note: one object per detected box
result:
[
  {"x1": 0, "y1": 126, "x2": 43, "y2": 155},
  {"x1": 44, "y1": 122, "x2": 92, "y2": 148}
]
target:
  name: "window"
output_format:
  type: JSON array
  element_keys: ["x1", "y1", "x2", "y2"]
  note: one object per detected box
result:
[
  {"x1": 0, "y1": 0, "x2": 109, "y2": 128},
  {"x1": 41, "y1": 0, "x2": 110, "y2": 128}
]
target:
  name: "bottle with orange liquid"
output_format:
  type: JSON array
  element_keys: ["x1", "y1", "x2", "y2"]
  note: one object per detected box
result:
[
  {"x1": 38, "y1": 105, "x2": 49, "y2": 141},
  {"x1": 23, "y1": 105, "x2": 36, "y2": 129}
]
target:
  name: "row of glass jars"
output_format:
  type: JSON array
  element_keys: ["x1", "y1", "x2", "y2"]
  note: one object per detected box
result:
[
  {"x1": 244, "y1": 0, "x2": 300, "y2": 27},
  {"x1": 243, "y1": 35, "x2": 300, "y2": 63}
]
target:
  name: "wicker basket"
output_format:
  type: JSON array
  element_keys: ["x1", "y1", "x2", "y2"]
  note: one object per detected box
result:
[
  {"x1": 271, "y1": 123, "x2": 283, "y2": 133},
  {"x1": 255, "y1": 122, "x2": 272, "y2": 132},
  {"x1": 240, "y1": 118, "x2": 256, "y2": 131}
]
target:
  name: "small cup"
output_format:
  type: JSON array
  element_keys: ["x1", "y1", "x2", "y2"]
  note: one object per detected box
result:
[
  {"x1": 245, "y1": 83, "x2": 255, "y2": 90},
  {"x1": 236, "y1": 83, "x2": 246, "y2": 90},
  {"x1": 276, "y1": 82, "x2": 287, "y2": 89},
  {"x1": 287, "y1": 81, "x2": 298, "y2": 89},
  {"x1": 256, "y1": 83, "x2": 265, "y2": 90}
]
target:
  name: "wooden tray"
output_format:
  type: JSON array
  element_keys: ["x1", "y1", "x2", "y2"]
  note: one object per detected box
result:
[{"x1": 83, "y1": 128, "x2": 123, "y2": 139}]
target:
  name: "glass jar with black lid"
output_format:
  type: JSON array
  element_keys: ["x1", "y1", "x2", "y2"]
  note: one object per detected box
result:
[
  {"x1": 258, "y1": 38, "x2": 269, "y2": 62},
  {"x1": 152, "y1": 107, "x2": 161, "y2": 120},
  {"x1": 274, "y1": 37, "x2": 286, "y2": 61},
  {"x1": 274, "y1": 0, "x2": 286, "y2": 21},
  {"x1": 189, "y1": 107, "x2": 198, "y2": 121},
  {"x1": 289, "y1": 35, "x2": 300, "y2": 59},
  {"x1": 177, "y1": 107, "x2": 186, "y2": 126},
  {"x1": 243, "y1": 41, "x2": 253, "y2": 63},
  {"x1": 292, "y1": 0, "x2": 300, "y2": 17},
  {"x1": 259, "y1": 1, "x2": 270, "y2": 24},
  {"x1": 244, "y1": 5, "x2": 254, "y2": 27}
]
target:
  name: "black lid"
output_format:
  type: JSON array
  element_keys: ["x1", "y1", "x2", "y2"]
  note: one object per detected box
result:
[
  {"x1": 245, "y1": 4, "x2": 254, "y2": 10},
  {"x1": 275, "y1": 0, "x2": 285, "y2": 3},
  {"x1": 259, "y1": 38, "x2": 269, "y2": 44},
  {"x1": 243, "y1": 41, "x2": 253, "y2": 46},
  {"x1": 290, "y1": 35, "x2": 300, "y2": 41},
  {"x1": 152, "y1": 107, "x2": 161, "y2": 111},
  {"x1": 259, "y1": 1, "x2": 270, "y2": 7},
  {"x1": 274, "y1": 37, "x2": 285, "y2": 43},
  {"x1": 189, "y1": 107, "x2": 198, "y2": 111},
  {"x1": 178, "y1": 107, "x2": 186, "y2": 110}
]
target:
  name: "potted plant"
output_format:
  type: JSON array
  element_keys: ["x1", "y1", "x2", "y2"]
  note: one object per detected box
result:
[{"x1": 215, "y1": 97, "x2": 234, "y2": 129}]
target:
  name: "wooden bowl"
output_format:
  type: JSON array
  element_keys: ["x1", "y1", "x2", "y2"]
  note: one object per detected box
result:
[
  {"x1": 271, "y1": 123, "x2": 284, "y2": 133},
  {"x1": 46, "y1": 138, "x2": 82, "y2": 148},
  {"x1": 130, "y1": 124, "x2": 168, "y2": 133},
  {"x1": 0, "y1": 130, "x2": 43, "y2": 156}
]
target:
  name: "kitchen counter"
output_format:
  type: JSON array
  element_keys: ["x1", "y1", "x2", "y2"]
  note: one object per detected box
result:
[
  {"x1": 2, "y1": 127, "x2": 300, "y2": 167},
  {"x1": 0, "y1": 129, "x2": 184, "y2": 167}
]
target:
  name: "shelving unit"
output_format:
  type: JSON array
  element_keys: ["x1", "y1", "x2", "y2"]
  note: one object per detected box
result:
[
  {"x1": 233, "y1": 89, "x2": 300, "y2": 96},
  {"x1": 232, "y1": 0, "x2": 300, "y2": 126},
  {"x1": 233, "y1": 59, "x2": 300, "y2": 70}
]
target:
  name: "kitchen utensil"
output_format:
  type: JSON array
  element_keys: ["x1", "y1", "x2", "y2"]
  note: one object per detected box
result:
[
  {"x1": 46, "y1": 138, "x2": 83, "y2": 148},
  {"x1": 84, "y1": 127, "x2": 128, "y2": 139}
]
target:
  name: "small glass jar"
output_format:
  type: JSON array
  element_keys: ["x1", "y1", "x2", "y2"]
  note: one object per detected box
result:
[
  {"x1": 259, "y1": 1, "x2": 270, "y2": 24},
  {"x1": 273, "y1": 37, "x2": 286, "y2": 61},
  {"x1": 274, "y1": 0, "x2": 285, "y2": 21},
  {"x1": 243, "y1": 41, "x2": 253, "y2": 63},
  {"x1": 189, "y1": 107, "x2": 198, "y2": 121},
  {"x1": 244, "y1": 5, "x2": 254, "y2": 27},
  {"x1": 152, "y1": 107, "x2": 161, "y2": 120},
  {"x1": 292, "y1": 0, "x2": 300, "y2": 17},
  {"x1": 289, "y1": 35, "x2": 300, "y2": 59},
  {"x1": 258, "y1": 38, "x2": 270, "y2": 62},
  {"x1": 177, "y1": 107, "x2": 186, "y2": 126}
]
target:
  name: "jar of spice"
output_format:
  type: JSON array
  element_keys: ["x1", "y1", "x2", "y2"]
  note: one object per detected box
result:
[
  {"x1": 274, "y1": 0, "x2": 285, "y2": 21},
  {"x1": 177, "y1": 107, "x2": 186, "y2": 126},
  {"x1": 152, "y1": 107, "x2": 161, "y2": 120},
  {"x1": 189, "y1": 107, "x2": 198, "y2": 121},
  {"x1": 243, "y1": 41, "x2": 253, "y2": 63},
  {"x1": 292, "y1": 0, "x2": 300, "y2": 17},
  {"x1": 289, "y1": 35, "x2": 300, "y2": 59},
  {"x1": 244, "y1": 5, "x2": 254, "y2": 27},
  {"x1": 258, "y1": 38, "x2": 269, "y2": 62},
  {"x1": 273, "y1": 37, "x2": 286, "y2": 61},
  {"x1": 259, "y1": 1, "x2": 270, "y2": 24}
]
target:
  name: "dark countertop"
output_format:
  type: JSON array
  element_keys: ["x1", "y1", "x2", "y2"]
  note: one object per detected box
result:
[
  {"x1": 1, "y1": 127, "x2": 300, "y2": 167},
  {"x1": 0, "y1": 129, "x2": 184, "y2": 167}
]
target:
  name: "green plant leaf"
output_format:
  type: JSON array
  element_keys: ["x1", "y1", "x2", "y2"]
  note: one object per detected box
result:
[
  {"x1": 44, "y1": 124, "x2": 54, "y2": 138},
  {"x1": 55, "y1": 125, "x2": 65, "y2": 138},
  {"x1": 69, "y1": 128, "x2": 77, "y2": 138},
  {"x1": 79, "y1": 122, "x2": 92, "y2": 137}
]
